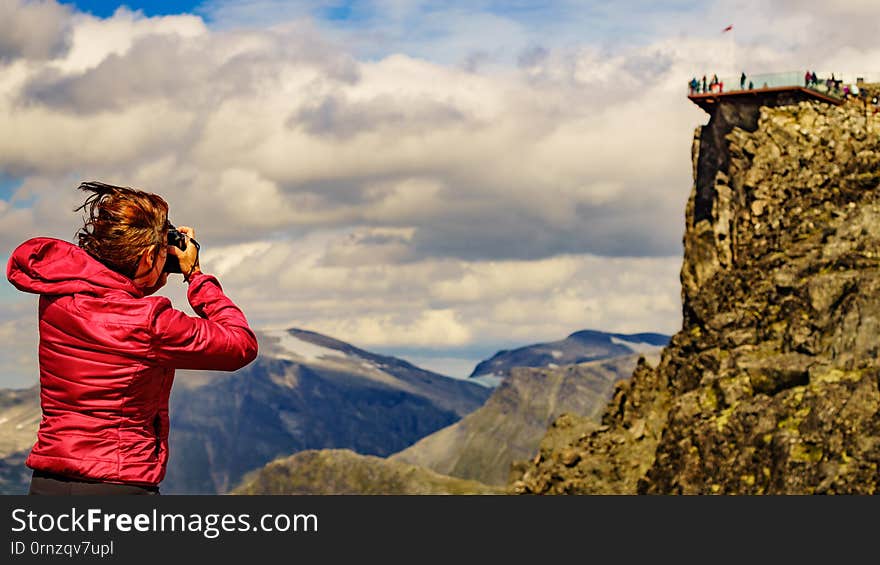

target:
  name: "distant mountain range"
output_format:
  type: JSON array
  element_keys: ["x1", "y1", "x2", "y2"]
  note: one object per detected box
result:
[
  {"x1": 239, "y1": 329, "x2": 671, "y2": 494},
  {"x1": 165, "y1": 328, "x2": 490, "y2": 494},
  {"x1": 468, "y1": 330, "x2": 669, "y2": 386},
  {"x1": 390, "y1": 353, "x2": 655, "y2": 486},
  {"x1": 0, "y1": 328, "x2": 490, "y2": 495},
  {"x1": 0, "y1": 327, "x2": 670, "y2": 495},
  {"x1": 0, "y1": 385, "x2": 39, "y2": 495}
]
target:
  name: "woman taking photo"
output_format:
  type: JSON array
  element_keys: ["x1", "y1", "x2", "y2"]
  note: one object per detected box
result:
[{"x1": 6, "y1": 181, "x2": 258, "y2": 495}]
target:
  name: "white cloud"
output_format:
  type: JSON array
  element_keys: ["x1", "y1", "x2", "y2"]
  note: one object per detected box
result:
[
  {"x1": 311, "y1": 308, "x2": 473, "y2": 348},
  {"x1": 0, "y1": 101, "x2": 197, "y2": 173},
  {"x1": 52, "y1": 7, "x2": 207, "y2": 74},
  {"x1": 0, "y1": 304, "x2": 39, "y2": 389},
  {"x1": 2, "y1": 0, "x2": 878, "y2": 388},
  {"x1": 0, "y1": 0, "x2": 73, "y2": 62},
  {"x1": 430, "y1": 256, "x2": 581, "y2": 303},
  {"x1": 5, "y1": 29, "x2": 701, "y2": 255},
  {"x1": 181, "y1": 235, "x2": 682, "y2": 351}
]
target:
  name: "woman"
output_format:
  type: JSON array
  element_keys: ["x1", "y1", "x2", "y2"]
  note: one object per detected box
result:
[{"x1": 6, "y1": 181, "x2": 258, "y2": 495}]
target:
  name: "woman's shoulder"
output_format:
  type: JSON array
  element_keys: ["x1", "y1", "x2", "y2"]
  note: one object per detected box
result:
[{"x1": 62, "y1": 292, "x2": 169, "y2": 327}]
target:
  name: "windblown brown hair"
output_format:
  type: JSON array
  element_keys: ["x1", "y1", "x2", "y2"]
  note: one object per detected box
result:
[{"x1": 74, "y1": 181, "x2": 169, "y2": 279}]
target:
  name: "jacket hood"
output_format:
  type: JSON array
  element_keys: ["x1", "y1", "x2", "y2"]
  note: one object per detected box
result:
[{"x1": 6, "y1": 237, "x2": 143, "y2": 298}]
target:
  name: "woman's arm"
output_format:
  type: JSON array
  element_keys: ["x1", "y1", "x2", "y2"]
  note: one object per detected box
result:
[{"x1": 150, "y1": 271, "x2": 258, "y2": 370}]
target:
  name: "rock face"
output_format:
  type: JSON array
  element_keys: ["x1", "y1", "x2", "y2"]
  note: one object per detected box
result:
[
  {"x1": 231, "y1": 449, "x2": 503, "y2": 495},
  {"x1": 514, "y1": 89, "x2": 880, "y2": 494},
  {"x1": 392, "y1": 354, "x2": 651, "y2": 486}
]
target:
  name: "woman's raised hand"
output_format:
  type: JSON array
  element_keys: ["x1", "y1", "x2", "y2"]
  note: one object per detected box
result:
[{"x1": 170, "y1": 225, "x2": 200, "y2": 280}]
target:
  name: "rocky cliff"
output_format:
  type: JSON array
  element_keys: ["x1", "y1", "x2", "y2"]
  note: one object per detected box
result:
[{"x1": 514, "y1": 87, "x2": 880, "y2": 494}]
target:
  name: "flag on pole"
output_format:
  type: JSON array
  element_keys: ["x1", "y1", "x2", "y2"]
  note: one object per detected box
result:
[{"x1": 722, "y1": 24, "x2": 733, "y2": 32}]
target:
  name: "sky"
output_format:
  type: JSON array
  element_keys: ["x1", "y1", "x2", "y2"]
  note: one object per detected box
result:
[{"x1": 1, "y1": 0, "x2": 879, "y2": 387}]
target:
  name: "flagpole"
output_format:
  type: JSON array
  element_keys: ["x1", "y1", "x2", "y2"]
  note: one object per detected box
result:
[
  {"x1": 731, "y1": 27, "x2": 735, "y2": 81},
  {"x1": 720, "y1": 24, "x2": 735, "y2": 88}
]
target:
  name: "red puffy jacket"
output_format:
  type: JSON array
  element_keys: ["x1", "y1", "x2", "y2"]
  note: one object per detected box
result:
[{"x1": 6, "y1": 237, "x2": 258, "y2": 486}]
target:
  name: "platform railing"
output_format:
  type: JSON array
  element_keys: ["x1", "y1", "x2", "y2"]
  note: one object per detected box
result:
[{"x1": 687, "y1": 70, "x2": 846, "y2": 99}]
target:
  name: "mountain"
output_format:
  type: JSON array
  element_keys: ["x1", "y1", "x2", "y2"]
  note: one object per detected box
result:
[
  {"x1": 0, "y1": 328, "x2": 490, "y2": 495},
  {"x1": 163, "y1": 328, "x2": 491, "y2": 494},
  {"x1": 513, "y1": 84, "x2": 880, "y2": 494},
  {"x1": 231, "y1": 449, "x2": 503, "y2": 495},
  {"x1": 468, "y1": 330, "x2": 668, "y2": 386},
  {"x1": 391, "y1": 353, "x2": 657, "y2": 486},
  {"x1": 0, "y1": 385, "x2": 40, "y2": 494},
  {"x1": 223, "y1": 330, "x2": 666, "y2": 494}
]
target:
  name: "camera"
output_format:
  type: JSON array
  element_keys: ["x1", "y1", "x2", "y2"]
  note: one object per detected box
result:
[{"x1": 163, "y1": 223, "x2": 200, "y2": 273}]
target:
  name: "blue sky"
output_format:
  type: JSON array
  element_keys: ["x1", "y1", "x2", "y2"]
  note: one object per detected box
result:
[
  {"x1": 64, "y1": 0, "x2": 397, "y2": 18},
  {"x1": 59, "y1": 0, "x2": 720, "y2": 58},
  {"x1": 0, "y1": 174, "x2": 24, "y2": 201},
  {"x1": 62, "y1": 0, "x2": 364, "y2": 20},
  {"x1": 61, "y1": 0, "x2": 202, "y2": 17},
  {"x1": 1, "y1": 0, "x2": 879, "y2": 387}
]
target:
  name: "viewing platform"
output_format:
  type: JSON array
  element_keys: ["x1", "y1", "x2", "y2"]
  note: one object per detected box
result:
[{"x1": 688, "y1": 71, "x2": 847, "y2": 113}]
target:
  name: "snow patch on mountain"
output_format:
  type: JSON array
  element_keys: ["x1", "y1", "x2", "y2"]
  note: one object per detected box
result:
[
  {"x1": 610, "y1": 336, "x2": 666, "y2": 355},
  {"x1": 267, "y1": 330, "x2": 348, "y2": 363},
  {"x1": 470, "y1": 375, "x2": 503, "y2": 388}
]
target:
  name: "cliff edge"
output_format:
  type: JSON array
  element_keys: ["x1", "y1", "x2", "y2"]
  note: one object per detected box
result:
[{"x1": 513, "y1": 87, "x2": 880, "y2": 494}]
